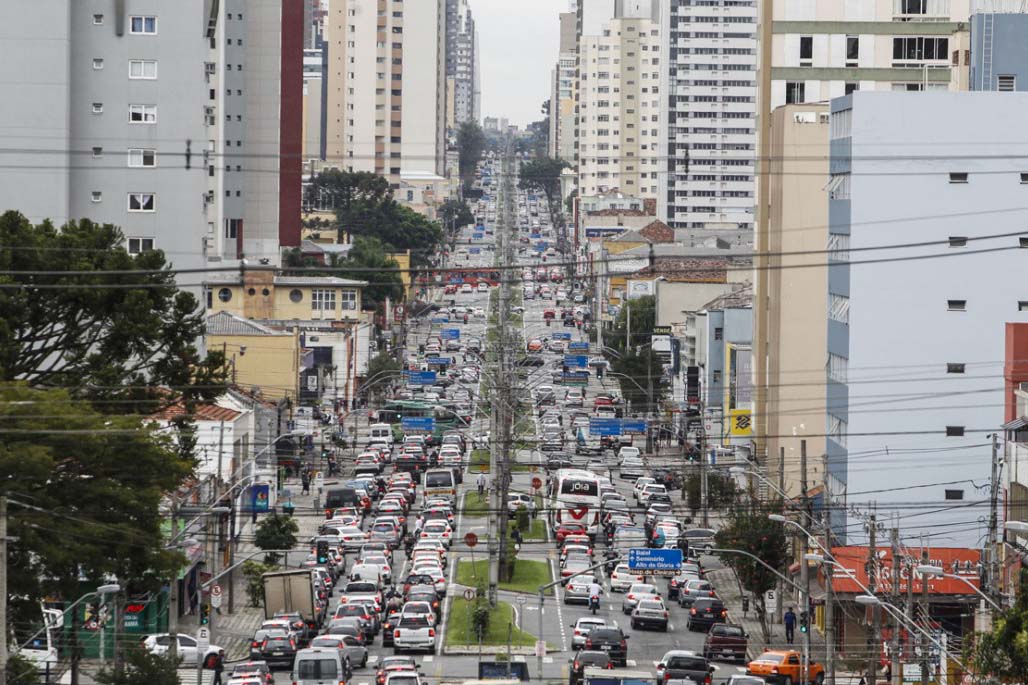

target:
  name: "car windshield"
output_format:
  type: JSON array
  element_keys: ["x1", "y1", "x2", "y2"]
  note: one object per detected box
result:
[
  {"x1": 667, "y1": 656, "x2": 706, "y2": 669},
  {"x1": 716, "y1": 626, "x2": 745, "y2": 637},
  {"x1": 579, "y1": 653, "x2": 611, "y2": 666}
]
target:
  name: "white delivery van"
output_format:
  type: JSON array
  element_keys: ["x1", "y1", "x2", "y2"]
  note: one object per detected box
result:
[
  {"x1": 292, "y1": 647, "x2": 346, "y2": 685},
  {"x1": 369, "y1": 423, "x2": 393, "y2": 446}
]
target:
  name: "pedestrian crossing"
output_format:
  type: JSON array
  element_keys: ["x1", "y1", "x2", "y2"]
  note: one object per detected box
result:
[{"x1": 175, "y1": 668, "x2": 214, "y2": 685}]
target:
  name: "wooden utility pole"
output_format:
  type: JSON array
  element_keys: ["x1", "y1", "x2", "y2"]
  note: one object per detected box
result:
[
  {"x1": 867, "y1": 510, "x2": 879, "y2": 685},
  {"x1": 890, "y1": 526, "x2": 901, "y2": 685},
  {"x1": 799, "y1": 440, "x2": 810, "y2": 685}
]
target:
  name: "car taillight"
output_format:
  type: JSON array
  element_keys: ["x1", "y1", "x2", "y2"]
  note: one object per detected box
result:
[
  {"x1": 704, "y1": 676, "x2": 711, "y2": 685},
  {"x1": 394, "y1": 630, "x2": 401, "y2": 638},
  {"x1": 573, "y1": 630, "x2": 581, "y2": 636},
  {"x1": 251, "y1": 640, "x2": 260, "y2": 648},
  {"x1": 429, "y1": 628, "x2": 436, "y2": 637},
  {"x1": 663, "y1": 673, "x2": 671, "y2": 682},
  {"x1": 690, "y1": 608, "x2": 697, "y2": 615},
  {"x1": 663, "y1": 611, "x2": 669, "y2": 618},
  {"x1": 627, "y1": 594, "x2": 635, "y2": 600},
  {"x1": 290, "y1": 639, "x2": 296, "y2": 649},
  {"x1": 771, "y1": 668, "x2": 779, "y2": 674},
  {"x1": 709, "y1": 591, "x2": 716, "y2": 596},
  {"x1": 584, "y1": 639, "x2": 592, "y2": 649},
  {"x1": 261, "y1": 640, "x2": 269, "y2": 649},
  {"x1": 574, "y1": 662, "x2": 580, "y2": 670},
  {"x1": 293, "y1": 621, "x2": 304, "y2": 629},
  {"x1": 362, "y1": 615, "x2": 370, "y2": 620},
  {"x1": 620, "y1": 639, "x2": 627, "y2": 648}
]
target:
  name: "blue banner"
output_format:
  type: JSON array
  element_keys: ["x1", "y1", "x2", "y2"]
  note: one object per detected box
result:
[
  {"x1": 568, "y1": 342, "x2": 589, "y2": 351},
  {"x1": 404, "y1": 371, "x2": 437, "y2": 385},
  {"x1": 621, "y1": 419, "x2": 648, "y2": 434},
  {"x1": 440, "y1": 328, "x2": 461, "y2": 340},
  {"x1": 530, "y1": 233, "x2": 542, "y2": 239},
  {"x1": 563, "y1": 355, "x2": 588, "y2": 368},
  {"x1": 431, "y1": 315, "x2": 450, "y2": 323},
  {"x1": 401, "y1": 416, "x2": 436, "y2": 433},
  {"x1": 427, "y1": 357, "x2": 451, "y2": 366},
  {"x1": 534, "y1": 244, "x2": 546, "y2": 252},
  {"x1": 250, "y1": 484, "x2": 270, "y2": 512},
  {"x1": 589, "y1": 417, "x2": 622, "y2": 436},
  {"x1": 469, "y1": 248, "x2": 481, "y2": 254}
]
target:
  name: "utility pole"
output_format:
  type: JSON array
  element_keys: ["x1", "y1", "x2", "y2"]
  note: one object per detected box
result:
[
  {"x1": 867, "y1": 509, "x2": 879, "y2": 685},
  {"x1": 891, "y1": 526, "x2": 901, "y2": 685},
  {"x1": 920, "y1": 543, "x2": 930, "y2": 685},
  {"x1": 0, "y1": 496, "x2": 8, "y2": 685},
  {"x1": 700, "y1": 435, "x2": 709, "y2": 528},
  {"x1": 823, "y1": 463, "x2": 835, "y2": 685},
  {"x1": 987, "y1": 433, "x2": 1001, "y2": 607},
  {"x1": 799, "y1": 439, "x2": 810, "y2": 685}
]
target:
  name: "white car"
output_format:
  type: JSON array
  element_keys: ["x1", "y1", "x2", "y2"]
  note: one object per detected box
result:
[
  {"x1": 609, "y1": 563, "x2": 645, "y2": 592},
  {"x1": 570, "y1": 617, "x2": 607, "y2": 649},
  {"x1": 420, "y1": 521, "x2": 453, "y2": 546},
  {"x1": 460, "y1": 283, "x2": 473, "y2": 294},
  {"x1": 477, "y1": 282, "x2": 489, "y2": 292},
  {"x1": 618, "y1": 446, "x2": 641, "y2": 463},
  {"x1": 632, "y1": 477, "x2": 656, "y2": 501},
  {"x1": 141, "y1": 633, "x2": 221, "y2": 666},
  {"x1": 507, "y1": 492, "x2": 536, "y2": 514}
]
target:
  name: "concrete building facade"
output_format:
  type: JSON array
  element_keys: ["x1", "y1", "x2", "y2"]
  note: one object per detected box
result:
[
  {"x1": 326, "y1": 0, "x2": 446, "y2": 185},
  {"x1": 969, "y1": 12, "x2": 1028, "y2": 91},
  {"x1": 763, "y1": 104, "x2": 831, "y2": 500},
  {"x1": 826, "y1": 92, "x2": 1028, "y2": 543},
  {"x1": 550, "y1": 12, "x2": 578, "y2": 162},
  {"x1": 658, "y1": 0, "x2": 759, "y2": 232},
  {"x1": 445, "y1": 0, "x2": 478, "y2": 127},
  {"x1": 577, "y1": 4, "x2": 662, "y2": 198}
]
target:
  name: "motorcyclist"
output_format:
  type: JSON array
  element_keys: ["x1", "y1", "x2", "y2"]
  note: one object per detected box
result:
[{"x1": 588, "y1": 580, "x2": 602, "y2": 611}]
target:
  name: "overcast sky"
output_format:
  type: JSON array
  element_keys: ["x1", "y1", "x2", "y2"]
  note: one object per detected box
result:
[{"x1": 474, "y1": 0, "x2": 563, "y2": 128}]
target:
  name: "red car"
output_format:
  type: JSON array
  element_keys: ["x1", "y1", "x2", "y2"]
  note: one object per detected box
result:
[
  {"x1": 444, "y1": 284, "x2": 458, "y2": 294},
  {"x1": 555, "y1": 522, "x2": 589, "y2": 544}
]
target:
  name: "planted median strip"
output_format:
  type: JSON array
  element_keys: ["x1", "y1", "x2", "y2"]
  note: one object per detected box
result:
[
  {"x1": 444, "y1": 598, "x2": 537, "y2": 647},
  {"x1": 456, "y1": 559, "x2": 554, "y2": 595}
]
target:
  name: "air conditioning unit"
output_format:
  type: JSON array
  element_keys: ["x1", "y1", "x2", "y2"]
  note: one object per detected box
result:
[
  {"x1": 204, "y1": 62, "x2": 216, "y2": 76},
  {"x1": 203, "y1": 237, "x2": 216, "y2": 249},
  {"x1": 204, "y1": 106, "x2": 216, "y2": 126}
]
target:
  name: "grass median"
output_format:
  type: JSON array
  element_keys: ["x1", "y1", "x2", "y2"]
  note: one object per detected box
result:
[
  {"x1": 445, "y1": 598, "x2": 537, "y2": 647},
  {"x1": 456, "y1": 558, "x2": 554, "y2": 595},
  {"x1": 462, "y1": 491, "x2": 489, "y2": 516}
]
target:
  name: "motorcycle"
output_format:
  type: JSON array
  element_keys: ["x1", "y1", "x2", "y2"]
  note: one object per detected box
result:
[{"x1": 589, "y1": 595, "x2": 600, "y2": 615}]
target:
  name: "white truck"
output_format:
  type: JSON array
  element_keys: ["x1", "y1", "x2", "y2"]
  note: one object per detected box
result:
[
  {"x1": 393, "y1": 614, "x2": 436, "y2": 654},
  {"x1": 262, "y1": 569, "x2": 319, "y2": 636}
]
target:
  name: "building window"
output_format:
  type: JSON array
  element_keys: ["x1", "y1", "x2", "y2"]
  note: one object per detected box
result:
[
  {"x1": 1021, "y1": 173, "x2": 1028, "y2": 184},
  {"x1": 946, "y1": 363, "x2": 966, "y2": 374},
  {"x1": 128, "y1": 104, "x2": 156, "y2": 123},
  {"x1": 1021, "y1": 237, "x2": 1028, "y2": 248},
  {"x1": 341, "y1": 289, "x2": 357, "y2": 310},
  {"x1": 91, "y1": 103, "x2": 103, "y2": 114},
  {"x1": 92, "y1": 147, "x2": 103, "y2": 158},
  {"x1": 828, "y1": 415, "x2": 848, "y2": 447},
  {"x1": 92, "y1": 58, "x2": 104, "y2": 70},
  {"x1": 93, "y1": 14, "x2": 104, "y2": 24},
  {"x1": 893, "y1": 37, "x2": 948, "y2": 63},
  {"x1": 945, "y1": 426, "x2": 965, "y2": 437},
  {"x1": 897, "y1": 0, "x2": 927, "y2": 14},
  {"x1": 947, "y1": 299, "x2": 966, "y2": 311},
  {"x1": 799, "y1": 36, "x2": 812, "y2": 65},
  {"x1": 127, "y1": 237, "x2": 155, "y2": 254},
  {"x1": 712, "y1": 370, "x2": 721, "y2": 384},
  {"x1": 127, "y1": 193, "x2": 155, "y2": 212},
  {"x1": 846, "y1": 36, "x2": 859, "y2": 66},
  {"x1": 1019, "y1": 301, "x2": 1028, "y2": 312},
  {"x1": 829, "y1": 294, "x2": 850, "y2": 323},
  {"x1": 949, "y1": 172, "x2": 968, "y2": 183},
  {"x1": 311, "y1": 289, "x2": 336, "y2": 311},
  {"x1": 289, "y1": 289, "x2": 303, "y2": 303},
  {"x1": 128, "y1": 60, "x2": 157, "y2": 79},
  {"x1": 218, "y1": 288, "x2": 232, "y2": 302},
  {"x1": 714, "y1": 327, "x2": 723, "y2": 341},
  {"x1": 127, "y1": 149, "x2": 156, "y2": 167},
  {"x1": 785, "y1": 82, "x2": 805, "y2": 104},
  {"x1": 91, "y1": 191, "x2": 102, "y2": 203},
  {"x1": 948, "y1": 236, "x2": 967, "y2": 247},
  {"x1": 845, "y1": 83, "x2": 858, "y2": 95},
  {"x1": 998, "y1": 75, "x2": 1016, "y2": 92},
  {"x1": 828, "y1": 353, "x2": 848, "y2": 383},
  {"x1": 129, "y1": 16, "x2": 157, "y2": 34}
]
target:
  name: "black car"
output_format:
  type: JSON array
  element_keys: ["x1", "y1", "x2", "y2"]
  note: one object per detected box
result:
[
  {"x1": 569, "y1": 651, "x2": 612, "y2": 685},
  {"x1": 381, "y1": 610, "x2": 400, "y2": 647},
  {"x1": 582, "y1": 627, "x2": 628, "y2": 667},
  {"x1": 250, "y1": 629, "x2": 287, "y2": 661},
  {"x1": 257, "y1": 631, "x2": 298, "y2": 668},
  {"x1": 687, "y1": 598, "x2": 728, "y2": 631},
  {"x1": 656, "y1": 651, "x2": 713, "y2": 685}
]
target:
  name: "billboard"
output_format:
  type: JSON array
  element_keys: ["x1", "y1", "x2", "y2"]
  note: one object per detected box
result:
[{"x1": 729, "y1": 409, "x2": 752, "y2": 436}]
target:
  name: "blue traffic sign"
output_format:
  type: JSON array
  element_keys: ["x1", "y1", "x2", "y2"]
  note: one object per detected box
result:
[
  {"x1": 431, "y1": 315, "x2": 450, "y2": 323},
  {"x1": 401, "y1": 416, "x2": 436, "y2": 432},
  {"x1": 568, "y1": 342, "x2": 589, "y2": 351},
  {"x1": 426, "y1": 356, "x2": 451, "y2": 366},
  {"x1": 440, "y1": 328, "x2": 461, "y2": 340},
  {"x1": 589, "y1": 417, "x2": 622, "y2": 436},
  {"x1": 628, "y1": 548, "x2": 683, "y2": 572},
  {"x1": 404, "y1": 371, "x2": 437, "y2": 386},
  {"x1": 469, "y1": 247, "x2": 481, "y2": 254},
  {"x1": 564, "y1": 355, "x2": 588, "y2": 368},
  {"x1": 534, "y1": 244, "x2": 546, "y2": 252},
  {"x1": 473, "y1": 232, "x2": 484, "y2": 240},
  {"x1": 530, "y1": 233, "x2": 542, "y2": 239},
  {"x1": 551, "y1": 332, "x2": 572, "y2": 340},
  {"x1": 621, "y1": 419, "x2": 647, "y2": 434}
]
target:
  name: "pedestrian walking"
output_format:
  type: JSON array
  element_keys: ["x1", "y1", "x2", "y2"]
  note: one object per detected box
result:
[
  {"x1": 784, "y1": 606, "x2": 797, "y2": 645},
  {"x1": 211, "y1": 649, "x2": 225, "y2": 685},
  {"x1": 301, "y1": 470, "x2": 311, "y2": 496},
  {"x1": 477, "y1": 472, "x2": 487, "y2": 496}
]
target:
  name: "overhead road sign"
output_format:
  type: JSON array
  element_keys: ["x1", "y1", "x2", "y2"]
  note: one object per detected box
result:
[
  {"x1": 589, "y1": 417, "x2": 622, "y2": 436},
  {"x1": 628, "y1": 548, "x2": 683, "y2": 572},
  {"x1": 401, "y1": 416, "x2": 436, "y2": 432},
  {"x1": 440, "y1": 328, "x2": 461, "y2": 340},
  {"x1": 621, "y1": 419, "x2": 647, "y2": 434},
  {"x1": 404, "y1": 371, "x2": 437, "y2": 385}
]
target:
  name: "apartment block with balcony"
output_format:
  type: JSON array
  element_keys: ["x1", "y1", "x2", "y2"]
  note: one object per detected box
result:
[
  {"x1": 445, "y1": 0, "x2": 478, "y2": 128},
  {"x1": 659, "y1": 0, "x2": 758, "y2": 231},
  {"x1": 825, "y1": 91, "x2": 1028, "y2": 544},
  {"x1": 326, "y1": 0, "x2": 446, "y2": 186},
  {"x1": 577, "y1": 5, "x2": 662, "y2": 199}
]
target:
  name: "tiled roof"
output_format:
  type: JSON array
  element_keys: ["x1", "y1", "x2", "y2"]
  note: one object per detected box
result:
[
  {"x1": 206, "y1": 311, "x2": 281, "y2": 336},
  {"x1": 639, "y1": 220, "x2": 674, "y2": 243},
  {"x1": 273, "y1": 276, "x2": 367, "y2": 287},
  {"x1": 151, "y1": 402, "x2": 242, "y2": 422},
  {"x1": 585, "y1": 208, "x2": 649, "y2": 217}
]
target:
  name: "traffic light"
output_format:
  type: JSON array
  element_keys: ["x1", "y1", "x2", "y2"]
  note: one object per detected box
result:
[
  {"x1": 316, "y1": 540, "x2": 330, "y2": 565},
  {"x1": 200, "y1": 602, "x2": 210, "y2": 626},
  {"x1": 799, "y1": 611, "x2": 809, "y2": 634}
]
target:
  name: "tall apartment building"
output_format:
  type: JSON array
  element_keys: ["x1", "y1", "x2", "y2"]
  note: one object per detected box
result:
[
  {"x1": 577, "y1": 2, "x2": 662, "y2": 198},
  {"x1": 824, "y1": 92, "x2": 1028, "y2": 542},
  {"x1": 326, "y1": 0, "x2": 447, "y2": 184},
  {"x1": 549, "y1": 12, "x2": 578, "y2": 161},
  {"x1": 303, "y1": 49, "x2": 327, "y2": 164},
  {"x1": 445, "y1": 0, "x2": 478, "y2": 128},
  {"x1": 0, "y1": 1, "x2": 301, "y2": 270},
  {"x1": 658, "y1": 0, "x2": 758, "y2": 231}
]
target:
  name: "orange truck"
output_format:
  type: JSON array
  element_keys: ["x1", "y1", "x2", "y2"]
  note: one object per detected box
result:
[{"x1": 746, "y1": 649, "x2": 825, "y2": 685}]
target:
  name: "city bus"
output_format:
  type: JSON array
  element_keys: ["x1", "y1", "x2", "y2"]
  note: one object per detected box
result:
[{"x1": 549, "y1": 469, "x2": 603, "y2": 539}]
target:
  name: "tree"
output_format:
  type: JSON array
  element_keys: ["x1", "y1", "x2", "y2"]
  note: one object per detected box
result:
[
  {"x1": 302, "y1": 169, "x2": 391, "y2": 238},
  {"x1": 6, "y1": 654, "x2": 40, "y2": 685},
  {"x1": 254, "y1": 512, "x2": 299, "y2": 564},
  {"x1": 438, "y1": 199, "x2": 475, "y2": 233},
  {"x1": 518, "y1": 157, "x2": 568, "y2": 227},
  {"x1": 0, "y1": 212, "x2": 226, "y2": 416},
  {"x1": 335, "y1": 237, "x2": 405, "y2": 308},
  {"x1": 605, "y1": 296, "x2": 664, "y2": 411},
  {"x1": 458, "y1": 121, "x2": 487, "y2": 190},
  {"x1": 95, "y1": 646, "x2": 181, "y2": 685},
  {"x1": 242, "y1": 560, "x2": 279, "y2": 607},
  {"x1": 367, "y1": 352, "x2": 402, "y2": 389},
  {"x1": 0, "y1": 383, "x2": 193, "y2": 639},
  {"x1": 714, "y1": 504, "x2": 789, "y2": 644},
  {"x1": 685, "y1": 473, "x2": 737, "y2": 513},
  {"x1": 966, "y1": 568, "x2": 1028, "y2": 682}
]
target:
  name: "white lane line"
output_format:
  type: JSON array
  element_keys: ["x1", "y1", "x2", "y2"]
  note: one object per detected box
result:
[
  {"x1": 423, "y1": 656, "x2": 434, "y2": 663},
  {"x1": 549, "y1": 557, "x2": 568, "y2": 651},
  {"x1": 367, "y1": 656, "x2": 379, "y2": 665},
  {"x1": 544, "y1": 657, "x2": 554, "y2": 664},
  {"x1": 626, "y1": 660, "x2": 637, "y2": 667}
]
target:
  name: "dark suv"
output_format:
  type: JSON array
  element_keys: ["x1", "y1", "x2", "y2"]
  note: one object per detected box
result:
[
  {"x1": 687, "y1": 598, "x2": 728, "y2": 632},
  {"x1": 257, "y1": 631, "x2": 298, "y2": 668},
  {"x1": 703, "y1": 623, "x2": 748, "y2": 663},
  {"x1": 569, "y1": 651, "x2": 612, "y2": 685},
  {"x1": 656, "y1": 651, "x2": 712, "y2": 685},
  {"x1": 583, "y1": 627, "x2": 629, "y2": 667}
]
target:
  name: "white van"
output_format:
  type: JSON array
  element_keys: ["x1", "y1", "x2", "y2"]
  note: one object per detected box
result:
[
  {"x1": 369, "y1": 423, "x2": 393, "y2": 446},
  {"x1": 423, "y1": 468, "x2": 457, "y2": 503},
  {"x1": 292, "y1": 647, "x2": 346, "y2": 685}
]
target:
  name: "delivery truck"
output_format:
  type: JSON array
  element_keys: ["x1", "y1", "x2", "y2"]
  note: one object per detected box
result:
[{"x1": 262, "y1": 569, "x2": 320, "y2": 635}]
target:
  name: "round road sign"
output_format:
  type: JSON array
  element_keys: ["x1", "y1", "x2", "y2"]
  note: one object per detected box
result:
[
  {"x1": 531, "y1": 476, "x2": 543, "y2": 490},
  {"x1": 463, "y1": 588, "x2": 477, "y2": 601},
  {"x1": 465, "y1": 532, "x2": 479, "y2": 548},
  {"x1": 210, "y1": 585, "x2": 223, "y2": 609}
]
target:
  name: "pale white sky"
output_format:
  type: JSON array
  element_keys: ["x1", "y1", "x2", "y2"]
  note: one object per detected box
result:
[{"x1": 474, "y1": 0, "x2": 563, "y2": 128}]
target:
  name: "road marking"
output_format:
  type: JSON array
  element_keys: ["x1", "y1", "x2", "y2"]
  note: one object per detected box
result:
[
  {"x1": 367, "y1": 656, "x2": 379, "y2": 665},
  {"x1": 668, "y1": 623, "x2": 675, "y2": 630},
  {"x1": 423, "y1": 656, "x2": 434, "y2": 663},
  {"x1": 626, "y1": 660, "x2": 637, "y2": 667},
  {"x1": 544, "y1": 657, "x2": 554, "y2": 664}
]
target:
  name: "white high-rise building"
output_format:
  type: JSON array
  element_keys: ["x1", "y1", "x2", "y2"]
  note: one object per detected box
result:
[{"x1": 658, "y1": 0, "x2": 758, "y2": 231}]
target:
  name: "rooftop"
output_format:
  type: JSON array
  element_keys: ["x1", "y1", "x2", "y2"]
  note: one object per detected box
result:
[{"x1": 206, "y1": 311, "x2": 287, "y2": 336}]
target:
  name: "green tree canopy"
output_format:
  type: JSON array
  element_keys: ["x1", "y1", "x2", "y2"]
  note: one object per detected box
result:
[
  {"x1": 605, "y1": 296, "x2": 664, "y2": 411},
  {"x1": 458, "y1": 121, "x2": 487, "y2": 189},
  {"x1": 0, "y1": 383, "x2": 193, "y2": 635},
  {"x1": 303, "y1": 169, "x2": 391, "y2": 230},
  {"x1": 438, "y1": 199, "x2": 475, "y2": 232},
  {"x1": 518, "y1": 156, "x2": 568, "y2": 225},
  {"x1": 0, "y1": 212, "x2": 226, "y2": 415},
  {"x1": 254, "y1": 512, "x2": 299, "y2": 564},
  {"x1": 284, "y1": 237, "x2": 404, "y2": 309}
]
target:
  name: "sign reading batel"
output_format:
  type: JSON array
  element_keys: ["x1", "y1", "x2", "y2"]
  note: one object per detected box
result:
[
  {"x1": 621, "y1": 419, "x2": 647, "y2": 434},
  {"x1": 729, "y1": 409, "x2": 752, "y2": 436},
  {"x1": 628, "y1": 547, "x2": 683, "y2": 572}
]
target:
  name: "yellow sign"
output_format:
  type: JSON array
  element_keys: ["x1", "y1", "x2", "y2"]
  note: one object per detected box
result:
[{"x1": 730, "y1": 409, "x2": 752, "y2": 436}]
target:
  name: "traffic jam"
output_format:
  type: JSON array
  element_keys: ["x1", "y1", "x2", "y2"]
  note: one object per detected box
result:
[{"x1": 224, "y1": 154, "x2": 816, "y2": 685}]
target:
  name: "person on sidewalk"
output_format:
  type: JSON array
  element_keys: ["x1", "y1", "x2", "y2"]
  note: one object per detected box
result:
[
  {"x1": 301, "y1": 470, "x2": 311, "y2": 496},
  {"x1": 211, "y1": 649, "x2": 225, "y2": 685},
  {"x1": 784, "y1": 607, "x2": 797, "y2": 645},
  {"x1": 477, "y1": 472, "x2": 487, "y2": 497}
]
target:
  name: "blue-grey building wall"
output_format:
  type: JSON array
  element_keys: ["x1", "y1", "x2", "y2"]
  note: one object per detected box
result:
[{"x1": 970, "y1": 13, "x2": 1028, "y2": 91}]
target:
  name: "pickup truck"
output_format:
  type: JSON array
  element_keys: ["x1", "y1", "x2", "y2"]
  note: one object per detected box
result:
[
  {"x1": 393, "y1": 614, "x2": 436, "y2": 654},
  {"x1": 747, "y1": 649, "x2": 825, "y2": 685}
]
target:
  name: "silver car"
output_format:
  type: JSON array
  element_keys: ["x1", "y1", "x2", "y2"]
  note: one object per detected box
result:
[
  {"x1": 570, "y1": 617, "x2": 608, "y2": 650},
  {"x1": 310, "y1": 634, "x2": 368, "y2": 669}
]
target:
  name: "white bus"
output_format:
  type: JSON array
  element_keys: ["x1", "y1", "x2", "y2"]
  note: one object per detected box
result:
[{"x1": 549, "y1": 469, "x2": 603, "y2": 538}]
